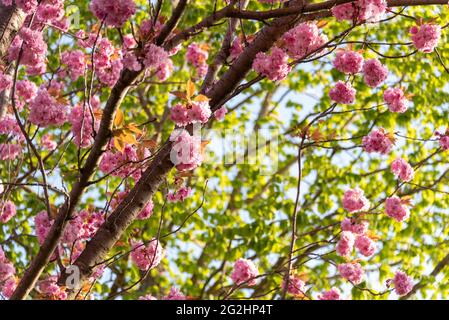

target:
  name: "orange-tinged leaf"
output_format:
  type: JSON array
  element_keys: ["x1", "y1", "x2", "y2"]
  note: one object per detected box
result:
[
  {"x1": 316, "y1": 20, "x2": 328, "y2": 29},
  {"x1": 114, "y1": 109, "x2": 124, "y2": 127},
  {"x1": 194, "y1": 94, "x2": 210, "y2": 102},
  {"x1": 114, "y1": 137, "x2": 125, "y2": 152},
  {"x1": 200, "y1": 140, "x2": 210, "y2": 154},
  {"x1": 186, "y1": 79, "x2": 195, "y2": 99},
  {"x1": 126, "y1": 123, "x2": 142, "y2": 135},
  {"x1": 170, "y1": 91, "x2": 187, "y2": 100},
  {"x1": 142, "y1": 139, "x2": 158, "y2": 149}
]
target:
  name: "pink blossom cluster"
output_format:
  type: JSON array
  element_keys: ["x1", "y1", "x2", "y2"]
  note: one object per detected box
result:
[
  {"x1": 318, "y1": 287, "x2": 342, "y2": 300},
  {"x1": 93, "y1": 38, "x2": 123, "y2": 87},
  {"x1": 40, "y1": 135, "x2": 57, "y2": 151},
  {"x1": 163, "y1": 287, "x2": 186, "y2": 300},
  {"x1": 170, "y1": 101, "x2": 212, "y2": 127},
  {"x1": 383, "y1": 88, "x2": 408, "y2": 113},
  {"x1": 186, "y1": 43, "x2": 209, "y2": 78},
  {"x1": 333, "y1": 50, "x2": 364, "y2": 74},
  {"x1": 342, "y1": 188, "x2": 370, "y2": 213},
  {"x1": 169, "y1": 129, "x2": 204, "y2": 172},
  {"x1": 362, "y1": 128, "x2": 394, "y2": 154},
  {"x1": 230, "y1": 38, "x2": 244, "y2": 61},
  {"x1": 392, "y1": 271, "x2": 413, "y2": 296},
  {"x1": 38, "y1": 276, "x2": 67, "y2": 300},
  {"x1": 436, "y1": 131, "x2": 449, "y2": 150},
  {"x1": 100, "y1": 143, "x2": 148, "y2": 180},
  {"x1": 282, "y1": 23, "x2": 327, "y2": 59},
  {"x1": 214, "y1": 106, "x2": 228, "y2": 121},
  {"x1": 0, "y1": 143, "x2": 22, "y2": 160},
  {"x1": 282, "y1": 275, "x2": 306, "y2": 296},
  {"x1": 0, "y1": 200, "x2": 16, "y2": 223},
  {"x1": 336, "y1": 231, "x2": 355, "y2": 257},
  {"x1": 9, "y1": 27, "x2": 47, "y2": 75},
  {"x1": 385, "y1": 196, "x2": 410, "y2": 222},
  {"x1": 329, "y1": 81, "x2": 356, "y2": 104},
  {"x1": 167, "y1": 187, "x2": 192, "y2": 203},
  {"x1": 144, "y1": 44, "x2": 174, "y2": 81},
  {"x1": 0, "y1": 246, "x2": 17, "y2": 298},
  {"x1": 0, "y1": 72, "x2": 12, "y2": 92},
  {"x1": 61, "y1": 50, "x2": 87, "y2": 81},
  {"x1": 252, "y1": 47, "x2": 291, "y2": 81},
  {"x1": 0, "y1": 115, "x2": 24, "y2": 140},
  {"x1": 62, "y1": 210, "x2": 105, "y2": 244},
  {"x1": 410, "y1": 23, "x2": 442, "y2": 53},
  {"x1": 110, "y1": 190, "x2": 154, "y2": 220},
  {"x1": 341, "y1": 217, "x2": 369, "y2": 235},
  {"x1": 35, "y1": 210, "x2": 53, "y2": 244},
  {"x1": 339, "y1": 218, "x2": 375, "y2": 257},
  {"x1": 230, "y1": 258, "x2": 259, "y2": 286},
  {"x1": 89, "y1": 0, "x2": 136, "y2": 27},
  {"x1": 31, "y1": 0, "x2": 68, "y2": 31},
  {"x1": 338, "y1": 262, "x2": 365, "y2": 284},
  {"x1": 69, "y1": 104, "x2": 100, "y2": 148},
  {"x1": 362, "y1": 58, "x2": 388, "y2": 88},
  {"x1": 16, "y1": 80, "x2": 38, "y2": 103},
  {"x1": 332, "y1": 0, "x2": 387, "y2": 23},
  {"x1": 1, "y1": 0, "x2": 38, "y2": 14},
  {"x1": 29, "y1": 88, "x2": 68, "y2": 127},
  {"x1": 130, "y1": 240, "x2": 164, "y2": 271},
  {"x1": 354, "y1": 234, "x2": 376, "y2": 257},
  {"x1": 390, "y1": 158, "x2": 414, "y2": 182}
]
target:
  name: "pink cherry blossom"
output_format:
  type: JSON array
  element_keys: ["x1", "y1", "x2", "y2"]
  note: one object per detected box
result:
[
  {"x1": 385, "y1": 196, "x2": 410, "y2": 222},
  {"x1": 362, "y1": 128, "x2": 394, "y2": 154},
  {"x1": 252, "y1": 47, "x2": 291, "y2": 81},
  {"x1": 0, "y1": 143, "x2": 22, "y2": 160},
  {"x1": 214, "y1": 106, "x2": 228, "y2": 121},
  {"x1": 34, "y1": 210, "x2": 53, "y2": 244},
  {"x1": 29, "y1": 88, "x2": 68, "y2": 127},
  {"x1": 1, "y1": 277, "x2": 17, "y2": 298},
  {"x1": 61, "y1": 50, "x2": 87, "y2": 81},
  {"x1": 336, "y1": 231, "x2": 355, "y2": 257},
  {"x1": 342, "y1": 188, "x2": 370, "y2": 213},
  {"x1": 384, "y1": 88, "x2": 408, "y2": 113},
  {"x1": 410, "y1": 23, "x2": 441, "y2": 53},
  {"x1": 130, "y1": 240, "x2": 164, "y2": 271},
  {"x1": 186, "y1": 43, "x2": 209, "y2": 78},
  {"x1": 164, "y1": 287, "x2": 186, "y2": 300},
  {"x1": 282, "y1": 22, "x2": 326, "y2": 59},
  {"x1": 341, "y1": 217, "x2": 369, "y2": 235},
  {"x1": 16, "y1": 80, "x2": 38, "y2": 102},
  {"x1": 41, "y1": 134, "x2": 57, "y2": 151},
  {"x1": 169, "y1": 129, "x2": 204, "y2": 172},
  {"x1": 0, "y1": 200, "x2": 16, "y2": 223},
  {"x1": 167, "y1": 187, "x2": 192, "y2": 203},
  {"x1": 231, "y1": 258, "x2": 259, "y2": 286},
  {"x1": 69, "y1": 104, "x2": 100, "y2": 148},
  {"x1": 89, "y1": 0, "x2": 136, "y2": 27},
  {"x1": 355, "y1": 235, "x2": 376, "y2": 257},
  {"x1": 282, "y1": 275, "x2": 306, "y2": 296},
  {"x1": 139, "y1": 294, "x2": 157, "y2": 300},
  {"x1": 15, "y1": 0, "x2": 38, "y2": 14},
  {"x1": 329, "y1": 81, "x2": 356, "y2": 104},
  {"x1": 318, "y1": 287, "x2": 342, "y2": 300},
  {"x1": 393, "y1": 271, "x2": 413, "y2": 296},
  {"x1": 38, "y1": 276, "x2": 67, "y2": 300},
  {"x1": 362, "y1": 58, "x2": 388, "y2": 88},
  {"x1": 0, "y1": 72, "x2": 12, "y2": 92},
  {"x1": 391, "y1": 158, "x2": 414, "y2": 182},
  {"x1": 144, "y1": 44, "x2": 174, "y2": 81},
  {"x1": 338, "y1": 262, "x2": 365, "y2": 284},
  {"x1": 333, "y1": 50, "x2": 364, "y2": 74}
]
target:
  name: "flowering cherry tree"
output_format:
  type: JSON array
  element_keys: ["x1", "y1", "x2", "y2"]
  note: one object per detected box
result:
[{"x1": 0, "y1": 0, "x2": 449, "y2": 300}]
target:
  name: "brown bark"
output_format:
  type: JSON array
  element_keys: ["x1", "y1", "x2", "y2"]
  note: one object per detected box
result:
[{"x1": 0, "y1": 3, "x2": 25, "y2": 62}]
